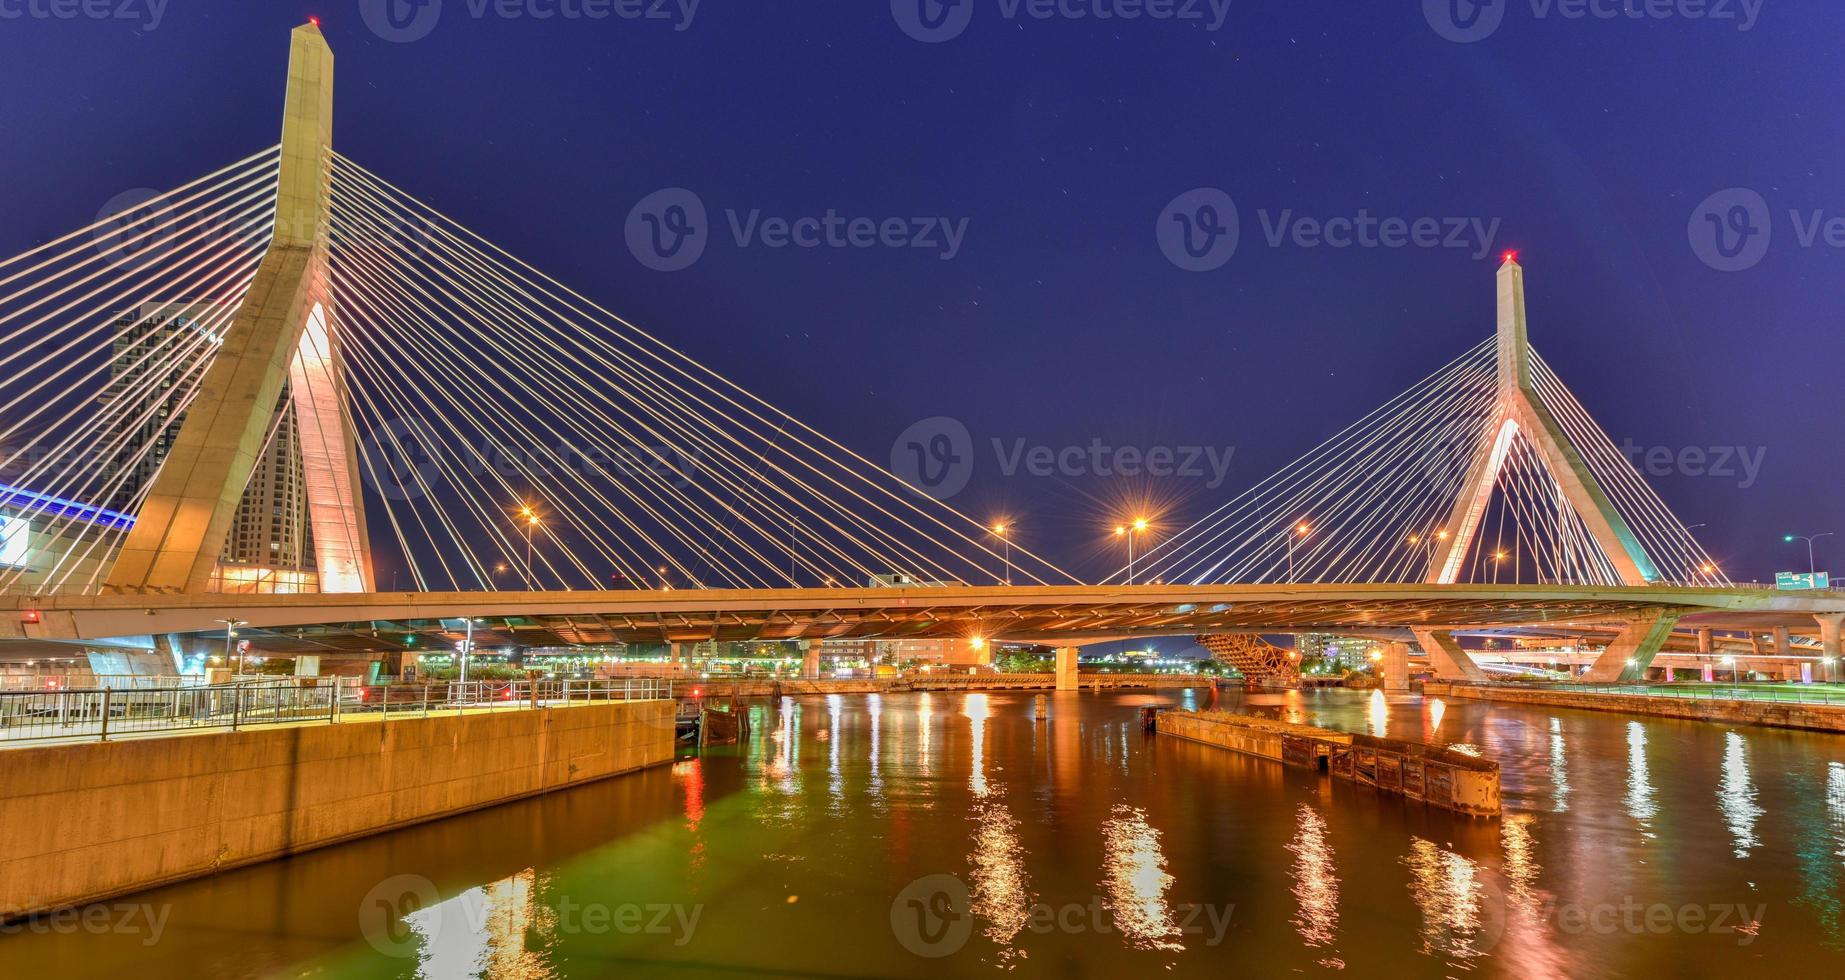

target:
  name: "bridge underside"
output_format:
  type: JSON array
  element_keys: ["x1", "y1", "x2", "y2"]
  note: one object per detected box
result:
[{"x1": 4, "y1": 584, "x2": 1836, "y2": 653}]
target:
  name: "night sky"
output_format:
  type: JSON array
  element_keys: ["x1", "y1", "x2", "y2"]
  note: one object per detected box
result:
[{"x1": 2, "y1": 0, "x2": 1839, "y2": 585}]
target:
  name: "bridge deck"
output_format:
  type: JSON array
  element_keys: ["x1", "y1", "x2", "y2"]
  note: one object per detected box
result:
[{"x1": 4, "y1": 584, "x2": 1838, "y2": 648}]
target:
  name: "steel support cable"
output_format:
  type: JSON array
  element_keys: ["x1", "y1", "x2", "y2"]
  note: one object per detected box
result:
[
  {"x1": 329, "y1": 167, "x2": 992, "y2": 588},
  {"x1": 0, "y1": 162, "x2": 279, "y2": 364},
  {"x1": 1292, "y1": 377, "x2": 1503, "y2": 583},
  {"x1": 1144, "y1": 348, "x2": 1494, "y2": 581},
  {"x1": 1531, "y1": 354, "x2": 1722, "y2": 583},
  {"x1": 0, "y1": 191, "x2": 276, "y2": 443},
  {"x1": 1544, "y1": 365, "x2": 1723, "y2": 585},
  {"x1": 0, "y1": 145, "x2": 278, "y2": 278},
  {"x1": 1153, "y1": 348, "x2": 1498, "y2": 584},
  {"x1": 326, "y1": 210, "x2": 810, "y2": 590},
  {"x1": 324, "y1": 199, "x2": 848, "y2": 589},
  {"x1": 7, "y1": 333, "x2": 225, "y2": 594},
  {"x1": 328, "y1": 254, "x2": 698, "y2": 590},
  {"x1": 330, "y1": 166, "x2": 939, "y2": 586},
  {"x1": 330, "y1": 155, "x2": 1067, "y2": 585},
  {"x1": 0, "y1": 230, "x2": 269, "y2": 524},
  {"x1": 1131, "y1": 339, "x2": 1496, "y2": 584}
]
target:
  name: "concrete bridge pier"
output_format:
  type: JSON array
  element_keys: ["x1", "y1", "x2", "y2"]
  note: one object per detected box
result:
[
  {"x1": 1382, "y1": 642, "x2": 1410, "y2": 693},
  {"x1": 1580, "y1": 610, "x2": 1681, "y2": 683},
  {"x1": 801, "y1": 640, "x2": 821, "y2": 679},
  {"x1": 1818, "y1": 614, "x2": 1844, "y2": 684},
  {"x1": 1411, "y1": 628, "x2": 1486, "y2": 682},
  {"x1": 1055, "y1": 648, "x2": 1079, "y2": 691}
]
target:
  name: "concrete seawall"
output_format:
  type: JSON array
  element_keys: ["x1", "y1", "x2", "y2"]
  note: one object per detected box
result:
[
  {"x1": 1428, "y1": 682, "x2": 1845, "y2": 734},
  {"x1": 1158, "y1": 710, "x2": 1352, "y2": 767},
  {"x1": 1158, "y1": 709, "x2": 1500, "y2": 817},
  {"x1": 0, "y1": 700, "x2": 674, "y2": 919}
]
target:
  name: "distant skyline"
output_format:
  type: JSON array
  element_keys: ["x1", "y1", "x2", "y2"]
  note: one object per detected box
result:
[{"x1": 1, "y1": 2, "x2": 1839, "y2": 586}]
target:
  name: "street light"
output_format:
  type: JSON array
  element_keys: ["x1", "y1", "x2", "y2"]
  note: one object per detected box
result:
[
  {"x1": 1784, "y1": 532, "x2": 1833, "y2": 576},
  {"x1": 1116, "y1": 518, "x2": 1150, "y2": 584},
  {"x1": 1286, "y1": 521, "x2": 1311, "y2": 581},
  {"x1": 216, "y1": 618, "x2": 248, "y2": 678},
  {"x1": 516, "y1": 503, "x2": 543, "y2": 582},
  {"x1": 1407, "y1": 528, "x2": 1449, "y2": 573},
  {"x1": 991, "y1": 522, "x2": 1012, "y2": 586}
]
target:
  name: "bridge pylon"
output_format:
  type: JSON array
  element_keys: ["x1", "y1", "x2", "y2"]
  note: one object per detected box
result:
[
  {"x1": 105, "y1": 23, "x2": 370, "y2": 595},
  {"x1": 1424, "y1": 257, "x2": 1659, "y2": 587}
]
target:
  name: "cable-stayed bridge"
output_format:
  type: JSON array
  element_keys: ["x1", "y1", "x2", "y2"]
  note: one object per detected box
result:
[{"x1": 0, "y1": 24, "x2": 1839, "y2": 685}]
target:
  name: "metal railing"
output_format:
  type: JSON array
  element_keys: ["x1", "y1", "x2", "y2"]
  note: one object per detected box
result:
[
  {"x1": 0, "y1": 673, "x2": 225, "y2": 692},
  {"x1": 1452, "y1": 679, "x2": 1845, "y2": 707},
  {"x1": 339, "y1": 678, "x2": 674, "y2": 718},
  {"x1": 0, "y1": 677, "x2": 674, "y2": 746}
]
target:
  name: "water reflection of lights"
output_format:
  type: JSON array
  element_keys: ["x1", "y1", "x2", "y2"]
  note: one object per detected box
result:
[
  {"x1": 964, "y1": 693, "x2": 992, "y2": 798},
  {"x1": 1285, "y1": 804, "x2": 1339, "y2": 950},
  {"x1": 1447, "y1": 743, "x2": 1482, "y2": 757},
  {"x1": 673, "y1": 759, "x2": 707, "y2": 873},
  {"x1": 1548, "y1": 717, "x2": 1570, "y2": 813},
  {"x1": 827, "y1": 694, "x2": 843, "y2": 803},
  {"x1": 968, "y1": 803, "x2": 1033, "y2": 951},
  {"x1": 1367, "y1": 689, "x2": 1388, "y2": 738},
  {"x1": 765, "y1": 698, "x2": 799, "y2": 791},
  {"x1": 918, "y1": 693, "x2": 933, "y2": 776},
  {"x1": 1718, "y1": 730, "x2": 1764, "y2": 858},
  {"x1": 1429, "y1": 698, "x2": 1446, "y2": 732},
  {"x1": 1624, "y1": 721, "x2": 1656, "y2": 835},
  {"x1": 867, "y1": 693, "x2": 883, "y2": 800},
  {"x1": 1101, "y1": 804, "x2": 1184, "y2": 952},
  {"x1": 405, "y1": 869, "x2": 556, "y2": 979},
  {"x1": 1832, "y1": 763, "x2": 1845, "y2": 859},
  {"x1": 1501, "y1": 814, "x2": 1540, "y2": 906},
  {"x1": 1402, "y1": 838, "x2": 1497, "y2": 961}
]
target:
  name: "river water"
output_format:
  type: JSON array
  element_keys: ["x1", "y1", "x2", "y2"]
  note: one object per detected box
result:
[{"x1": 8, "y1": 688, "x2": 1845, "y2": 977}]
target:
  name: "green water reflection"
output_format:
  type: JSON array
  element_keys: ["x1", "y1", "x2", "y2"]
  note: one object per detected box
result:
[{"x1": 7, "y1": 689, "x2": 1845, "y2": 977}]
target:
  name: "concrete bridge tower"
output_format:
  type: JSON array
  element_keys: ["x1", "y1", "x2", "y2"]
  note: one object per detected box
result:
[{"x1": 106, "y1": 23, "x2": 370, "y2": 595}]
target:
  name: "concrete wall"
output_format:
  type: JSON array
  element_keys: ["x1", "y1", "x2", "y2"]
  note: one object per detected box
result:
[
  {"x1": 1159, "y1": 709, "x2": 1352, "y2": 766},
  {"x1": 1428, "y1": 682, "x2": 1845, "y2": 735},
  {"x1": 0, "y1": 699, "x2": 673, "y2": 918}
]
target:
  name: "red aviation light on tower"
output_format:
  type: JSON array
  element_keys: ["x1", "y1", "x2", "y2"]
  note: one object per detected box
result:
[{"x1": 1502, "y1": 250, "x2": 1519, "y2": 265}]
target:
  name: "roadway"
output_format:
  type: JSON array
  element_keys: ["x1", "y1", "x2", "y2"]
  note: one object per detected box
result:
[{"x1": 4, "y1": 583, "x2": 1841, "y2": 649}]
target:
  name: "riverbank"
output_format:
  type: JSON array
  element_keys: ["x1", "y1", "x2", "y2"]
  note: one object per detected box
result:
[
  {"x1": 1428, "y1": 681, "x2": 1845, "y2": 734},
  {"x1": 0, "y1": 698, "x2": 674, "y2": 919}
]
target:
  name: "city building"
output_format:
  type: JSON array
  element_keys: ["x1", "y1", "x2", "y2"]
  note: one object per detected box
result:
[
  {"x1": 104, "y1": 302, "x2": 318, "y2": 592},
  {"x1": 1296, "y1": 633, "x2": 1382, "y2": 670}
]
